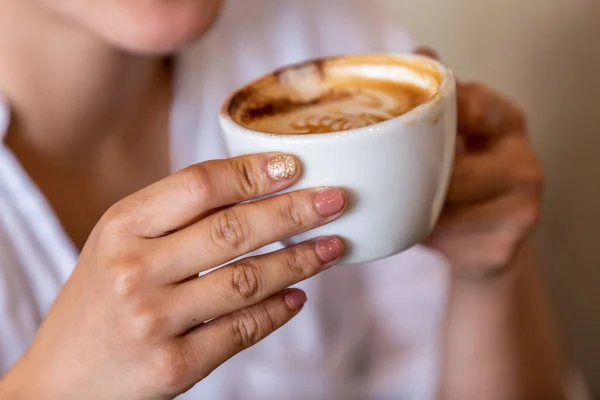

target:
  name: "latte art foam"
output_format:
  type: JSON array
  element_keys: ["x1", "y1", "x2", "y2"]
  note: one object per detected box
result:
[
  {"x1": 261, "y1": 83, "x2": 425, "y2": 134},
  {"x1": 227, "y1": 55, "x2": 441, "y2": 135}
]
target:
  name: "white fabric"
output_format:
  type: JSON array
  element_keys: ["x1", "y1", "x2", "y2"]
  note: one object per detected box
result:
[{"x1": 0, "y1": 1, "x2": 585, "y2": 399}]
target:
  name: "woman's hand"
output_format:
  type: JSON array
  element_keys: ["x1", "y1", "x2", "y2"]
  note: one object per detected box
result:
[
  {"x1": 420, "y1": 50, "x2": 544, "y2": 279},
  {"x1": 414, "y1": 50, "x2": 566, "y2": 400},
  {"x1": 0, "y1": 153, "x2": 345, "y2": 400}
]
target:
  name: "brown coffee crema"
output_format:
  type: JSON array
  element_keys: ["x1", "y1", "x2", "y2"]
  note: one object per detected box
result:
[{"x1": 227, "y1": 54, "x2": 443, "y2": 135}]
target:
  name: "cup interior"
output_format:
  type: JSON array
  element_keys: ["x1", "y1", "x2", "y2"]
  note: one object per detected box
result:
[{"x1": 222, "y1": 53, "x2": 446, "y2": 135}]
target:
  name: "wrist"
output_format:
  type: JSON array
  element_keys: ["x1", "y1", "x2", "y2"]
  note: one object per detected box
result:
[
  {"x1": 0, "y1": 353, "x2": 73, "y2": 400},
  {"x1": 447, "y1": 241, "x2": 547, "y2": 317},
  {"x1": 444, "y1": 240, "x2": 566, "y2": 400},
  {"x1": 449, "y1": 240, "x2": 536, "y2": 288}
]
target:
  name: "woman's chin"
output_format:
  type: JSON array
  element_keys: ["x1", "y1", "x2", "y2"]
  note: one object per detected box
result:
[
  {"x1": 109, "y1": 22, "x2": 213, "y2": 55},
  {"x1": 92, "y1": 0, "x2": 224, "y2": 55}
]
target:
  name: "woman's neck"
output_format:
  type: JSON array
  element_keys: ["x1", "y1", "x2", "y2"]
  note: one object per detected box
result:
[
  {"x1": 0, "y1": 0, "x2": 169, "y2": 161},
  {"x1": 0, "y1": 1, "x2": 174, "y2": 249}
]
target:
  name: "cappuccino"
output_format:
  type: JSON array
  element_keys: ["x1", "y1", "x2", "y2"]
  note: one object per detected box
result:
[
  {"x1": 227, "y1": 54, "x2": 442, "y2": 135},
  {"x1": 219, "y1": 53, "x2": 457, "y2": 263}
]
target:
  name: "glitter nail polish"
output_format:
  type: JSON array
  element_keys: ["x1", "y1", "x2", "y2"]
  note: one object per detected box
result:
[{"x1": 267, "y1": 154, "x2": 297, "y2": 181}]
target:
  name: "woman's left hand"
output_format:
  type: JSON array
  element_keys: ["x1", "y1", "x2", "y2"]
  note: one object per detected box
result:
[{"x1": 419, "y1": 49, "x2": 544, "y2": 280}]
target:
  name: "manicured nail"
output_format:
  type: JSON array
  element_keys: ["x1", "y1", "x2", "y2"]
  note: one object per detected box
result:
[
  {"x1": 315, "y1": 236, "x2": 344, "y2": 263},
  {"x1": 314, "y1": 188, "x2": 345, "y2": 216},
  {"x1": 267, "y1": 154, "x2": 297, "y2": 181},
  {"x1": 284, "y1": 290, "x2": 307, "y2": 310}
]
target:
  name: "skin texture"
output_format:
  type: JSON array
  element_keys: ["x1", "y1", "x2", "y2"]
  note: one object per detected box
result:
[{"x1": 0, "y1": 3, "x2": 566, "y2": 400}]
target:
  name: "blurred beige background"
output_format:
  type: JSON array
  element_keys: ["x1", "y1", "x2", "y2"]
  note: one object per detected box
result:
[{"x1": 385, "y1": 0, "x2": 600, "y2": 394}]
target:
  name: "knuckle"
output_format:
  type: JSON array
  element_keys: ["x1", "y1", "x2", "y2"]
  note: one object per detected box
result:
[
  {"x1": 229, "y1": 260, "x2": 262, "y2": 301},
  {"x1": 465, "y1": 82, "x2": 488, "y2": 98},
  {"x1": 179, "y1": 165, "x2": 211, "y2": 205},
  {"x1": 98, "y1": 193, "x2": 159, "y2": 239},
  {"x1": 209, "y1": 209, "x2": 250, "y2": 252},
  {"x1": 515, "y1": 161, "x2": 545, "y2": 190},
  {"x1": 130, "y1": 308, "x2": 165, "y2": 341},
  {"x1": 232, "y1": 157, "x2": 262, "y2": 198},
  {"x1": 284, "y1": 246, "x2": 313, "y2": 278},
  {"x1": 463, "y1": 83, "x2": 489, "y2": 124},
  {"x1": 153, "y1": 346, "x2": 189, "y2": 392},
  {"x1": 229, "y1": 309, "x2": 263, "y2": 349},
  {"x1": 462, "y1": 82, "x2": 488, "y2": 104},
  {"x1": 462, "y1": 82, "x2": 527, "y2": 132},
  {"x1": 109, "y1": 258, "x2": 146, "y2": 298},
  {"x1": 516, "y1": 198, "x2": 542, "y2": 232},
  {"x1": 278, "y1": 194, "x2": 309, "y2": 231},
  {"x1": 99, "y1": 203, "x2": 134, "y2": 238},
  {"x1": 484, "y1": 233, "x2": 519, "y2": 271}
]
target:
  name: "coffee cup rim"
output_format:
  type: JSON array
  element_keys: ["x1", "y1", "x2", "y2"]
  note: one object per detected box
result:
[{"x1": 219, "y1": 52, "x2": 456, "y2": 141}]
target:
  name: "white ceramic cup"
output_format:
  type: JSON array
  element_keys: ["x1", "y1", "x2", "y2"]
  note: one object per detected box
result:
[{"x1": 219, "y1": 53, "x2": 457, "y2": 264}]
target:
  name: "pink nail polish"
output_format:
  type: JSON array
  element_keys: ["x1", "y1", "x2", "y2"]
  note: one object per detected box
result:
[
  {"x1": 284, "y1": 290, "x2": 307, "y2": 310},
  {"x1": 315, "y1": 236, "x2": 343, "y2": 263},
  {"x1": 314, "y1": 188, "x2": 345, "y2": 217}
]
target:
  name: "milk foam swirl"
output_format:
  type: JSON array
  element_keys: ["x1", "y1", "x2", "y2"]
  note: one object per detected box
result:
[
  {"x1": 243, "y1": 86, "x2": 417, "y2": 135},
  {"x1": 287, "y1": 88, "x2": 398, "y2": 133}
]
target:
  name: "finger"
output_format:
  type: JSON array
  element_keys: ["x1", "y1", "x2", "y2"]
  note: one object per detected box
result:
[
  {"x1": 413, "y1": 46, "x2": 440, "y2": 60},
  {"x1": 105, "y1": 153, "x2": 301, "y2": 238},
  {"x1": 169, "y1": 237, "x2": 342, "y2": 334},
  {"x1": 156, "y1": 187, "x2": 346, "y2": 283},
  {"x1": 447, "y1": 135, "x2": 541, "y2": 205},
  {"x1": 181, "y1": 289, "x2": 306, "y2": 380},
  {"x1": 458, "y1": 82, "x2": 526, "y2": 137},
  {"x1": 425, "y1": 191, "x2": 541, "y2": 272}
]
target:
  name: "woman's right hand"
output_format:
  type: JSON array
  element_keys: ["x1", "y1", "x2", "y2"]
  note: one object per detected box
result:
[{"x1": 0, "y1": 153, "x2": 346, "y2": 400}]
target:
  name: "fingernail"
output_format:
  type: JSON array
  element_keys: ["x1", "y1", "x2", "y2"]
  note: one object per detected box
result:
[
  {"x1": 315, "y1": 188, "x2": 345, "y2": 216},
  {"x1": 315, "y1": 236, "x2": 344, "y2": 263},
  {"x1": 267, "y1": 154, "x2": 297, "y2": 181},
  {"x1": 284, "y1": 290, "x2": 307, "y2": 310}
]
